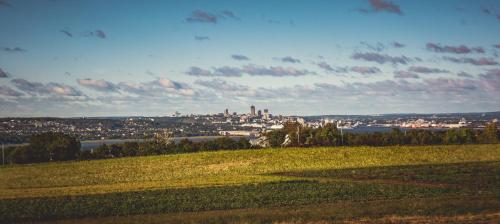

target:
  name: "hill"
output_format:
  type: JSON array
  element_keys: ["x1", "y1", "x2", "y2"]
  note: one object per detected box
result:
[{"x1": 1, "y1": 144, "x2": 499, "y2": 223}]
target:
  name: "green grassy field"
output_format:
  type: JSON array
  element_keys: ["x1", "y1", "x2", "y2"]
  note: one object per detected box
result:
[{"x1": 1, "y1": 144, "x2": 499, "y2": 223}]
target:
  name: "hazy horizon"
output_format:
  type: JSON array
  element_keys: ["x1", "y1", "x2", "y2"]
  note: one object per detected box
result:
[
  {"x1": 1, "y1": 109, "x2": 499, "y2": 119},
  {"x1": 1, "y1": 0, "x2": 499, "y2": 117}
]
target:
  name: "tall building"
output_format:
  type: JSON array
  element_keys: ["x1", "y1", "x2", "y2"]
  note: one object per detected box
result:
[
  {"x1": 263, "y1": 109, "x2": 269, "y2": 120},
  {"x1": 257, "y1": 110, "x2": 262, "y2": 117},
  {"x1": 250, "y1": 105, "x2": 256, "y2": 116},
  {"x1": 224, "y1": 108, "x2": 229, "y2": 117}
]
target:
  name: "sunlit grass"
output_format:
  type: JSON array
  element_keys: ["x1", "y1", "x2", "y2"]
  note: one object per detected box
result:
[
  {"x1": 1, "y1": 144, "x2": 499, "y2": 199},
  {"x1": 0, "y1": 144, "x2": 499, "y2": 222}
]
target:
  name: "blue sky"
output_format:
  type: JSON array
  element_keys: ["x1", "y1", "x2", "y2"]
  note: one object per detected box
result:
[{"x1": 0, "y1": 0, "x2": 499, "y2": 117}]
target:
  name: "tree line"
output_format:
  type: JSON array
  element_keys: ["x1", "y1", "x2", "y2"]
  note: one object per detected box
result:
[
  {"x1": 2, "y1": 133, "x2": 251, "y2": 164},
  {"x1": 2, "y1": 122, "x2": 498, "y2": 164},
  {"x1": 5, "y1": 132, "x2": 81, "y2": 164},
  {"x1": 266, "y1": 122, "x2": 499, "y2": 147}
]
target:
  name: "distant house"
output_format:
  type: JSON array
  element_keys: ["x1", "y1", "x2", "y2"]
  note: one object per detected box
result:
[{"x1": 219, "y1": 130, "x2": 254, "y2": 136}]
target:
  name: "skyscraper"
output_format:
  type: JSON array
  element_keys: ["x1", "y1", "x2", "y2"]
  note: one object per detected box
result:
[
  {"x1": 224, "y1": 108, "x2": 229, "y2": 117},
  {"x1": 263, "y1": 109, "x2": 269, "y2": 120},
  {"x1": 250, "y1": 105, "x2": 256, "y2": 116},
  {"x1": 257, "y1": 110, "x2": 262, "y2": 117}
]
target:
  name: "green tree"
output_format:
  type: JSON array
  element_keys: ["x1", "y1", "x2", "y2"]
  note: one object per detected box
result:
[
  {"x1": 9, "y1": 145, "x2": 49, "y2": 164},
  {"x1": 92, "y1": 144, "x2": 110, "y2": 159},
  {"x1": 177, "y1": 139, "x2": 195, "y2": 153},
  {"x1": 47, "y1": 135, "x2": 80, "y2": 161},
  {"x1": 237, "y1": 137, "x2": 251, "y2": 149},
  {"x1": 9, "y1": 132, "x2": 80, "y2": 163},
  {"x1": 121, "y1": 142, "x2": 139, "y2": 157},
  {"x1": 266, "y1": 130, "x2": 287, "y2": 147},
  {"x1": 481, "y1": 122, "x2": 498, "y2": 143},
  {"x1": 313, "y1": 123, "x2": 339, "y2": 146}
]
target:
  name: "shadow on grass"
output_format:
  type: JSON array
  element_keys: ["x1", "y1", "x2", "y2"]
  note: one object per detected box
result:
[
  {"x1": 44, "y1": 196, "x2": 500, "y2": 224},
  {"x1": 1, "y1": 161, "x2": 499, "y2": 223},
  {"x1": 272, "y1": 161, "x2": 500, "y2": 191}
]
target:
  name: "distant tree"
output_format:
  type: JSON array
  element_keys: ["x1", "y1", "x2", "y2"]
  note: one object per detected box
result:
[
  {"x1": 266, "y1": 130, "x2": 286, "y2": 147},
  {"x1": 198, "y1": 140, "x2": 218, "y2": 151},
  {"x1": 313, "y1": 123, "x2": 339, "y2": 146},
  {"x1": 109, "y1": 144, "x2": 122, "y2": 157},
  {"x1": 137, "y1": 141, "x2": 162, "y2": 156},
  {"x1": 282, "y1": 122, "x2": 300, "y2": 134},
  {"x1": 9, "y1": 145, "x2": 49, "y2": 164},
  {"x1": 459, "y1": 128, "x2": 477, "y2": 144},
  {"x1": 121, "y1": 142, "x2": 139, "y2": 157},
  {"x1": 177, "y1": 139, "x2": 195, "y2": 153},
  {"x1": 278, "y1": 123, "x2": 308, "y2": 147},
  {"x1": 481, "y1": 123, "x2": 498, "y2": 143},
  {"x1": 92, "y1": 144, "x2": 110, "y2": 159},
  {"x1": 9, "y1": 132, "x2": 80, "y2": 163},
  {"x1": 216, "y1": 137, "x2": 241, "y2": 150},
  {"x1": 153, "y1": 129, "x2": 173, "y2": 149},
  {"x1": 444, "y1": 129, "x2": 460, "y2": 144},
  {"x1": 138, "y1": 129, "x2": 175, "y2": 155},
  {"x1": 304, "y1": 133, "x2": 315, "y2": 146},
  {"x1": 78, "y1": 150, "x2": 93, "y2": 160},
  {"x1": 3, "y1": 146, "x2": 17, "y2": 164},
  {"x1": 237, "y1": 137, "x2": 251, "y2": 149},
  {"x1": 47, "y1": 134, "x2": 80, "y2": 161}
]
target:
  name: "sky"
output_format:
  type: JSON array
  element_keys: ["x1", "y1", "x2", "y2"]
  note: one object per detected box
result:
[{"x1": 0, "y1": 0, "x2": 499, "y2": 117}]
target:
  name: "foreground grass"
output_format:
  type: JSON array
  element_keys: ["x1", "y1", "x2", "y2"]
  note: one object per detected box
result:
[
  {"x1": 1, "y1": 144, "x2": 498, "y2": 199},
  {"x1": 0, "y1": 144, "x2": 499, "y2": 222},
  {"x1": 42, "y1": 197, "x2": 500, "y2": 224}
]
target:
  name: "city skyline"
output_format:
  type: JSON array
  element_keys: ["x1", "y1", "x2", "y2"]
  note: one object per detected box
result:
[{"x1": 1, "y1": 0, "x2": 500, "y2": 117}]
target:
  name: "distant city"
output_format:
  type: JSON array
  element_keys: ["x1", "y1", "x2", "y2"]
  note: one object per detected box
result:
[{"x1": 1, "y1": 106, "x2": 499, "y2": 145}]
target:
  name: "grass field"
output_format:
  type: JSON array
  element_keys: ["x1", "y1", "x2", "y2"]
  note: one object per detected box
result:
[{"x1": 1, "y1": 144, "x2": 499, "y2": 223}]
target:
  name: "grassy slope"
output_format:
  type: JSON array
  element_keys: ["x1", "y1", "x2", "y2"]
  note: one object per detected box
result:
[
  {"x1": 0, "y1": 144, "x2": 499, "y2": 222},
  {"x1": 44, "y1": 197, "x2": 500, "y2": 224},
  {"x1": 1, "y1": 144, "x2": 498, "y2": 199}
]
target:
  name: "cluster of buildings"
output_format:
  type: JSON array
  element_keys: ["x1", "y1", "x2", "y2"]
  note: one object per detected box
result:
[
  {"x1": 215, "y1": 105, "x2": 366, "y2": 137},
  {"x1": 1, "y1": 107, "x2": 497, "y2": 144},
  {"x1": 218, "y1": 105, "x2": 285, "y2": 136},
  {"x1": 397, "y1": 118, "x2": 468, "y2": 129},
  {"x1": 223, "y1": 105, "x2": 272, "y2": 121},
  {"x1": 0, "y1": 118, "x2": 163, "y2": 144},
  {"x1": 214, "y1": 106, "x2": 499, "y2": 137}
]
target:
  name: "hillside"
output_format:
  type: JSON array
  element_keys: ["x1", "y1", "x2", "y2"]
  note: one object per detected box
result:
[{"x1": 1, "y1": 144, "x2": 499, "y2": 223}]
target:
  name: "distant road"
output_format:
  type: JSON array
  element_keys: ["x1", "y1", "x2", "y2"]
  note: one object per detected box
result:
[{"x1": 3, "y1": 136, "x2": 248, "y2": 151}]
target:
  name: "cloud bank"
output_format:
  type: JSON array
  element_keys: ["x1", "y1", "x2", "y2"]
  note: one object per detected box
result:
[
  {"x1": 351, "y1": 52, "x2": 410, "y2": 65},
  {"x1": 426, "y1": 43, "x2": 484, "y2": 54},
  {"x1": 359, "y1": 0, "x2": 403, "y2": 15},
  {"x1": 187, "y1": 65, "x2": 316, "y2": 77}
]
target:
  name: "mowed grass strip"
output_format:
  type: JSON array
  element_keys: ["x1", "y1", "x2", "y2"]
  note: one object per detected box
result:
[{"x1": 1, "y1": 144, "x2": 499, "y2": 199}]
